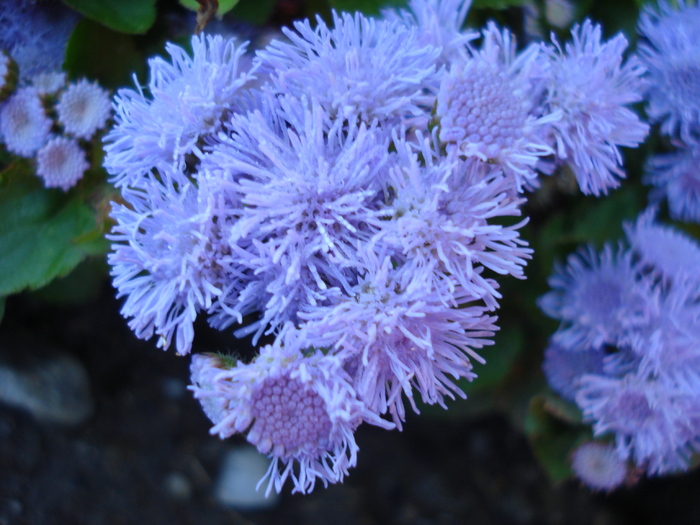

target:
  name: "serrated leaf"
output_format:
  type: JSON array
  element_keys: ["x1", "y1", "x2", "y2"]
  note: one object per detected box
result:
[
  {"x1": 0, "y1": 164, "x2": 106, "y2": 296},
  {"x1": 64, "y1": 18, "x2": 145, "y2": 89},
  {"x1": 60, "y1": 0, "x2": 156, "y2": 34},
  {"x1": 180, "y1": 0, "x2": 241, "y2": 17}
]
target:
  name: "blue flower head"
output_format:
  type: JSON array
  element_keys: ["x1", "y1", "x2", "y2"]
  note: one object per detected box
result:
[
  {"x1": 637, "y1": 1, "x2": 700, "y2": 142},
  {"x1": 258, "y1": 11, "x2": 441, "y2": 125},
  {"x1": 645, "y1": 142, "x2": 700, "y2": 224},
  {"x1": 543, "y1": 20, "x2": 649, "y2": 195}
]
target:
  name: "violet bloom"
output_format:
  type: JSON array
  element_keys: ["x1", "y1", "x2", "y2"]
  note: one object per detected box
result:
[
  {"x1": 637, "y1": 1, "x2": 700, "y2": 143},
  {"x1": 570, "y1": 442, "x2": 627, "y2": 491},
  {"x1": 56, "y1": 79, "x2": 112, "y2": 140},
  {"x1": 0, "y1": 86, "x2": 51, "y2": 157},
  {"x1": 383, "y1": 130, "x2": 531, "y2": 308},
  {"x1": 301, "y1": 251, "x2": 496, "y2": 428},
  {"x1": 644, "y1": 142, "x2": 700, "y2": 224},
  {"x1": 257, "y1": 11, "x2": 441, "y2": 125},
  {"x1": 200, "y1": 96, "x2": 392, "y2": 342},
  {"x1": 108, "y1": 176, "x2": 242, "y2": 355},
  {"x1": 190, "y1": 326, "x2": 392, "y2": 495},
  {"x1": 381, "y1": 0, "x2": 477, "y2": 65},
  {"x1": 538, "y1": 244, "x2": 657, "y2": 351},
  {"x1": 542, "y1": 20, "x2": 649, "y2": 195},
  {"x1": 104, "y1": 34, "x2": 254, "y2": 188},
  {"x1": 436, "y1": 23, "x2": 556, "y2": 190}
]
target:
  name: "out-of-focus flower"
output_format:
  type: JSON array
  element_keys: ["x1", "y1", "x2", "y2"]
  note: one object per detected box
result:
[
  {"x1": 56, "y1": 79, "x2": 112, "y2": 140},
  {"x1": 35, "y1": 136, "x2": 89, "y2": 191},
  {"x1": 644, "y1": 143, "x2": 700, "y2": 224},
  {"x1": 0, "y1": 49, "x2": 16, "y2": 102},
  {"x1": 538, "y1": 244, "x2": 657, "y2": 351},
  {"x1": 543, "y1": 20, "x2": 649, "y2": 195},
  {"x1": 31, "y1": 72, "x2": 67, "y2": 97},
  {"x1": 570, "y1": 442, "x2": 627, "y2": 491},
  {"x1": 637, "y1": 1, "x2": 700, "y2": 142},
  {"x1": 0, "y1": 86, "x2": 52, "y2": 157},
  {"x1": 0, "y1": 0, "x2": 78, "y2": 80}
]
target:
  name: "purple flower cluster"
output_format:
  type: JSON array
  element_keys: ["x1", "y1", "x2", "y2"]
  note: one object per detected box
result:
[
  {"x1": 540, "y1": 209, "x2": 700, "y2": 487},
  {"x1": 638, "y1": 1, "x2": 700, "y2": 223},
  {"x1": 0, "y1": 2, "x2": 111, "y2": 191},
  {"x1": 105, "y1": 0, "x2": 647, "y2": 493}
]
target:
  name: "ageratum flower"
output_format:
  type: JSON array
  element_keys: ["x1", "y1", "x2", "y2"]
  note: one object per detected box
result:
[
  {"x1": 200, "y1": 96, "x2": 392, "y2": 342},
  {"x1": 190, "y1": 326, "x2": 392, "y2": 495},
  {"x1": 644, "y1": 143, "x2": 700, "y2": 224},
  {"x1": 257, "y1": 11, "x2": 441, "y2": 125},
  {"x1": 382, "y1": 130, "x2": 531, "y2": 308},
  {"x1": 538, "y1": 244, "x2": 658, "y2": 351},
  {"x1": 56, "y1": 79, "x2": 112, "y2": 140},
  {"x1": 382, "y1": 0, "x2": 477, "y2": 65},
  {"x1": 35, "y1": 136, "x2": 89, "y2": 191},
  {"x1": 301, "y1": 251, "x2": 496, "y2": 428},
  {"x1": 637, "y1": 1, "x2": 700, "y2": 142},
  {"x1": 104, "y1": 34, "x2": 254, "y2": 187},
  {"x1": 0, "y1": 0, "x2": 78, "y2": 80},
  {"x1": 435, "y1": 23, "x2": 556, "y2": 191},
  {"x1": 0, "y1": 86, "x2": 51, "y2": 157},
  {"x1": 108, "y1": 175, "x2": 244, "y2": 355},
  {"x1": 570, "y1": 442, "x2": 627, "y2": 491},
  {"x1": 543, "y1": 20, "x2": 649, "y2": 195}
]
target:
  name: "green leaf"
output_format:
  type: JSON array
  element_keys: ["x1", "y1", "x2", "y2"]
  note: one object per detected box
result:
[
  {"x1": 229, "y1": 0, "x2": 277, "y2": 25},
  {"x1": 60, "y1": 0, "x2": 156, "y2": 34},
  {"x1": 525, "y1": 395, "x2": 589, "y2": 482},
  {"x1": 180, "y1": 0, "x2": 241, "y2": 17},
  {"x1": 64, "y1": 18, "x2": 145, "y2": 89},
  {"x1": 0, "y1": 163, "x2": 107, "y2": 297},
  {"x1": 472, "y1": 0, "x2": 524, "y2": 9}
]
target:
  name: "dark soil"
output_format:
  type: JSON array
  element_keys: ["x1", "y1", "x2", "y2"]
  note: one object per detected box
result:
[{"x1": 1, "y1": 283, "x2": 700, "y2": 525}]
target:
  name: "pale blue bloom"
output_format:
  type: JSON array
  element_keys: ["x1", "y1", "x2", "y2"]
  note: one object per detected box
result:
[
  {"x1": 0, "y1": 0, "x2": 78, "y2": 80},
  {"x1": 570, "y1": 442, "x2": 628, "y2": 491},
  {"x1": 189, "y1": 325, "x2": 392, "y2": 495},
  {"x1": 542, "y1": 343, "x2": 606, "y2": 402},
  {"x1": 257, "y1": 11, "x2": 441, "y2": 125},
  {"x1": 542, "y1": 20, "x2": 649, "y2": 195},
  {"x1": 104, "y1": 34, "x2": 255, "y2": 187},
  {"x1": 637, "y1": 1, "x2": 700, "y2": 143},
  {"x1": 301, "y1": 250, "x2": 496, "y2": 429},
  {"x1": 36, "y1": 136, "x2": 89, "y2": 191},
  {"x1": 0, "y1": 86, "x2": 51, "y2": 157},
  {"x1": 644, "y1": 142, "x2": 700, "y2": 224},
  {"x1": 381, "y1": 0, "x2": 477, "y2": 65},
  {"x1": 56, "y1": 79, "x2": 112, "y2": 140},
  {"x1": 436, "y1": 23, "x2": 556, "y2": 190}
]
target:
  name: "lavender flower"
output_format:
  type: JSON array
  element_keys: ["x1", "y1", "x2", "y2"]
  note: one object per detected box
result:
[
  {"x1": 35, "y1": 136, "x2": 89, "y2": 191},
  {"x1": 0, "y1": 86, "x2": 51, "y2": 157},
  {"x1": 200, "y1": 96, "x2": 392, "y2": 341},
  {"x1": 542, "y1": 214, "x2": 700, "y2": 480},
  {"x1": 570, "y1": 442, "x2": 627, "y2": 491},
  {"x1": 435, "y1": 23, "x2": 555, "y2": 190},
  {"x1": 381, "y1": 0, "x2": 477, "y2": 65},
  {"x1": 644, "y1": 142, "x2": 700, "y2": 224},
  {"x1": 257, "y1": 11, "x2": 441, "y2": 125},
  {"x1": 542, "y1": 20, "x2": 649, "y2": 195},
  {"x1": 190, "y1": 327, "x2": 391, "y2": 495},
  {"x1": 104, "y1": 34, "x2": 254, "y2": 187},
  {"x1": 0, "y1": 0, "x2": 78, "y2": 80},
  {"x1": 108, "y1": 176, "x2": 242, "y2": 355},
  {"x1": 56, "y1": 79, "x2": 112, "y2": 140},
  {"x1": 301, "y1": 251, "x2": 496, "y2": 428},
  {"x1": 637, "y1": 1, "x2": 700, "y2": 143},
  {"x1": 538, "y1": 244, "x2": 657, "y2": 351},
  {"x1": 383, "y1": 131, "x2": 531, "y2": 307}
]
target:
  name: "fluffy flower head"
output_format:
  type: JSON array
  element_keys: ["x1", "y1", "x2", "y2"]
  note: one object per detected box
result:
[
  {"x1": 57, "y1": 79, "x2": 112, "y2": 140},
  {"x1": 0, "y1": 86, "x2": 51, "y2": 157},
  {"x1": 36, "y1": 136, "x2": 89, "y2": 191}
]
